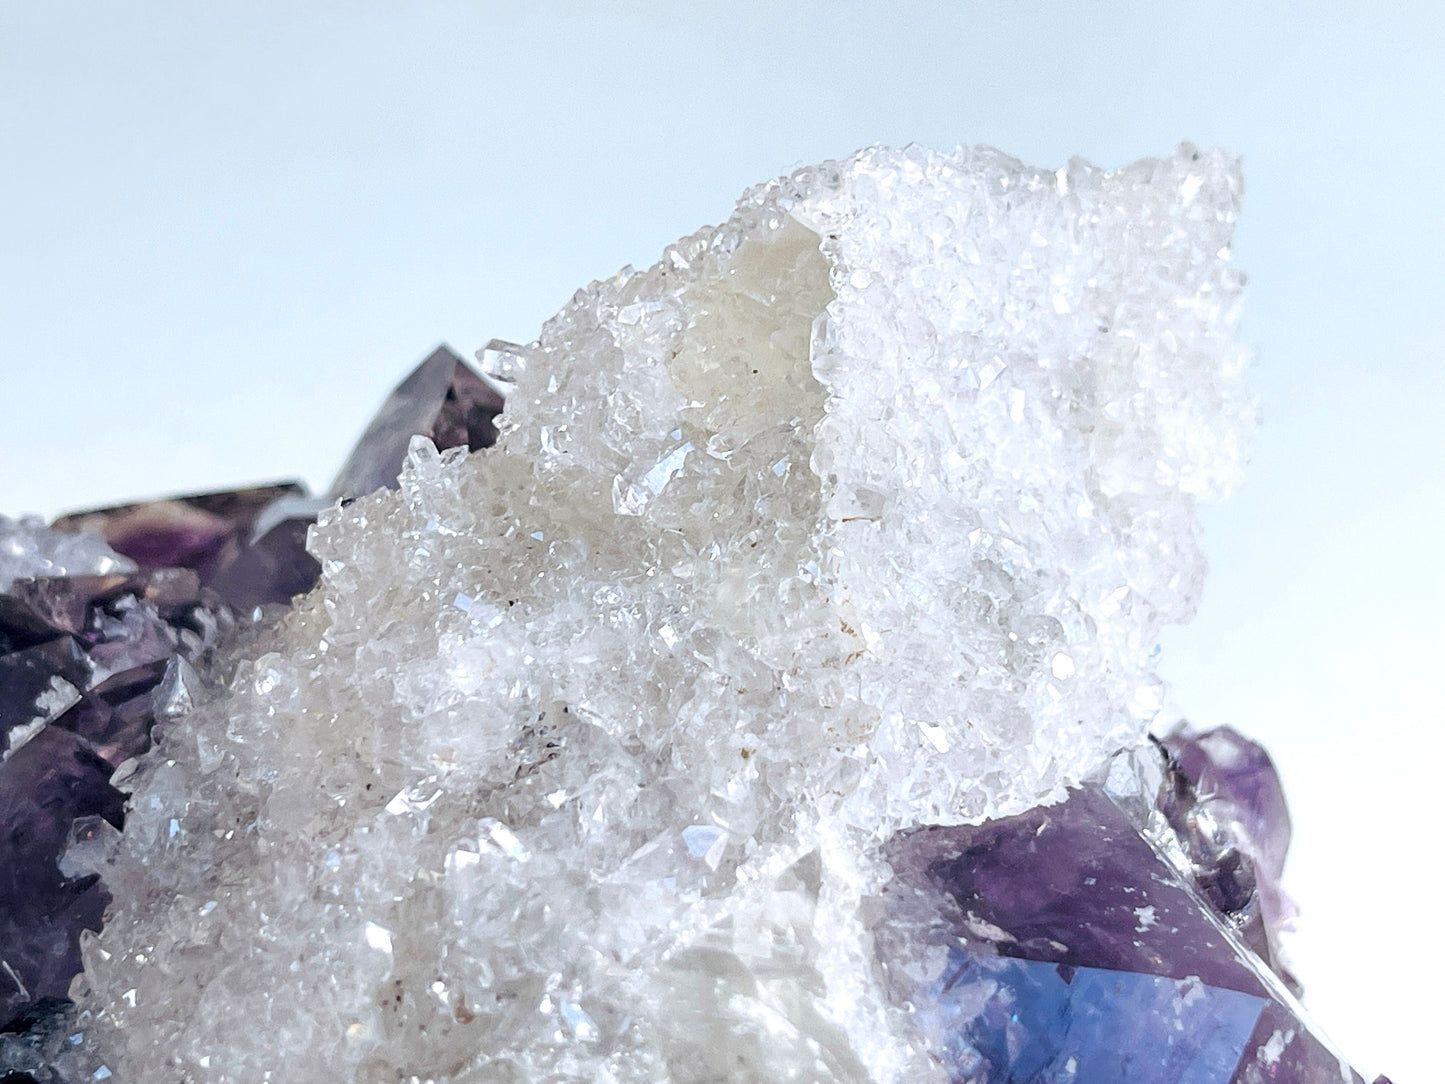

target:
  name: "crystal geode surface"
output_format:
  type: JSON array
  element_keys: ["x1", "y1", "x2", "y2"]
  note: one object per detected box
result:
[{"x1": 46, "y1": 144, "x2": 1341, "y2": 1081}]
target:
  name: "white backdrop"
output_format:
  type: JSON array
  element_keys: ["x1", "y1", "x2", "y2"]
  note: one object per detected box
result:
[{"x1": 3, "y1": 4, "x2": 1439, "y2": 1080}]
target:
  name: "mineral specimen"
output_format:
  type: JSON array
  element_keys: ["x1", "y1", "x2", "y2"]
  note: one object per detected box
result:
[
  {"x1": 1, "y1": 144, "x2": 1385, "y2": 1082},
  {"x1": 0, "y1": 346, "x2": 506, "y2": 1052}
]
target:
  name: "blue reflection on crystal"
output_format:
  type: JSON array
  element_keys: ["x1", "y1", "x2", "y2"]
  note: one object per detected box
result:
[{"x1": 919, "y1": 950, "x2": 1264, "y2": 1083}]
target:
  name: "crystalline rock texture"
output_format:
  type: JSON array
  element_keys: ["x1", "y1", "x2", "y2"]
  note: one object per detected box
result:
[
  {"x1": 0, "y1": 517, "x2": 135, "y2": 595},
  {"x1": 63, "y1": 144, "x2": 1323, "y2": 1081},
  {"x1": 0, "y1": 348, "x2": 501, "y2": 1081}
]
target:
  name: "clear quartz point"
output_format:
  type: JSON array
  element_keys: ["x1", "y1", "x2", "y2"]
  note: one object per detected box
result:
[{"x1": 474, "y1": 338, "x2": 527, "y2": 396}]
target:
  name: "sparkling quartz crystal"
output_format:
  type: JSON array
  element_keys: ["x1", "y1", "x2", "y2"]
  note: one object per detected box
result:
[
  {"x1": 48, "y1": 346, "x2": 504, "y2": 616},
  {"x1": 0, "y1": 517, "x2": 134, "y2": 594},
  {"x1": 0, "y1": 344, "x2": 508, "y2": 1055},
  {"x1": 63, "y1": 144, "x2": 1352, "y2": 1082}
]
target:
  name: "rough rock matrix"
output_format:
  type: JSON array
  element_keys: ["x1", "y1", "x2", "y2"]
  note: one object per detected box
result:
[{"x1": 60, "y1": 145, "x2": 1296, "y2": 1080}]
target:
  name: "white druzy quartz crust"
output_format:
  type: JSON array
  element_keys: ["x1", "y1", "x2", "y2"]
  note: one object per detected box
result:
[
  {"x1": 0, "y1": 515, "x2": 135, "y2": 593},
  {"x1": 78, "y1": 144, "x2": 1252, "y2": 1082}
]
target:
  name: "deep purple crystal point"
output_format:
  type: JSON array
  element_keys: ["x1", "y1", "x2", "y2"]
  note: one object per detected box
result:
[
  {"x1": 1161, "y1": 726, "x2": 1299, "y2": 989},
  {"x1": 876, "y1": 746, "x2": 1372, "y2": 1082},
  {"x1": 44, "y1": 346, "x2": 503, "y2": 616}
]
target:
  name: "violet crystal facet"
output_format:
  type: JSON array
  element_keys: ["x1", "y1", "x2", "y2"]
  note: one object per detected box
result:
[
  {"x1": 1161, "y1": 727, "x2": 1298, "y2": 985},
  {"x1": 328, "y1": 343, "x2": 505, "y2": 500},
  {"x1": 48, "y1": 344, "x2": 504, "y2": 614},
  {"x1": 876, "y1": 738, "x2": 1384, "y2": 1083}
]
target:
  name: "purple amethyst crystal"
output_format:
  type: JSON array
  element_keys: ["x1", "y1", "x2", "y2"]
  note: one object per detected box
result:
[
  {"x1": 0, "y1": 571, "x2": 226, "y2": 1032},
  {"x1": 50, "y1": 484, "x2": 304, "y2": 585},
  {"x1": 2, "y1": 344, "x2": 508, "y2": 1044},
  {"x1": 329, "y1": 343, "x2": 504, "y2": 499},
  {"x1": 1162, "y1": 726, "x2": 1297, "y2": 984},
  {"x1": 50, "y1": 484, "x2": 319, "y2": 612},
  {"x1": 0, "y1": 727, "x2": 123, "y2": 1028},
  {"x1": 203, "y1": 499, "x2": 324, "y2": 612},
  {"x1": 0, "y1": 638, "x2": 89, "y2": 740},
  {"x1": 1165, "y1": 728, "x2": 1291, "y2": 884},
  {"x1": 876, "y1": 745, "x2": 1379, "y2": 1082},
  {"x1": 47, "y1": 345, "x2": 504, "y2": 615}
]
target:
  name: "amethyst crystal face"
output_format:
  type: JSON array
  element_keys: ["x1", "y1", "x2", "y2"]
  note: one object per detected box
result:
[
  {"x1": 876, "y1": 738, "x2": 1380, "y2": 1083},
  {"x1": 1160, "y1": 727, "x2": 1297, "y2": 986},
  {"x1": 51, "y1": 483, "x2": 317, "y2": 612},
  {"x1": 51, "y1": 485, "x2": 304, "y2": 586}
]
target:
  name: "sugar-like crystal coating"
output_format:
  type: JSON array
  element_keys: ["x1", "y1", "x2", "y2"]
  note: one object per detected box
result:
[
  {"x1": 0, "y1": 516, "x2": 134, "y2": 594},
  {"x1": 76, "y1": 144, "x2": 1252, "y2": 1081}
]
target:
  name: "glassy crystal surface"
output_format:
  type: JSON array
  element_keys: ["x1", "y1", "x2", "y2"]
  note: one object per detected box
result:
[
  {"x1": 877, "y1": 743, "x2": 1373, "y2": 1082},
  {"x1": 51, "y1": 485, "x2": 315, "y2": 612},
  {"x1": 1160, "y1": 726, "x2": 1298, "y2": 988},
  {"x1": 62, "y1": 144, "x2": 1329, "y2": 1083},
  {"x1": 51, "y1": 485, "x2": 304, "y2": 583},
  {"x1": 45, "y1": 347, "x2": 505, "y2": 616},
  {"x1": 0, "y1": 517, "x2": 133, "y2": 594},
  {"x1": 0, "y1": 569, "x2": 227, "y2": 1034},
  {"x1": 2, "y1": 342, "x2": 510, "y2": 1064}
]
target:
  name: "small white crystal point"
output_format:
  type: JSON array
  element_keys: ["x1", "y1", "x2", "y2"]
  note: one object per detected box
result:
[{"x1": 475, "y1": 337, "x2": 528, "y2": 397}]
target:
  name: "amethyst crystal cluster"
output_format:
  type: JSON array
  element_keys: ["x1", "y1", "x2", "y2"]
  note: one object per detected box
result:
[
  {"x1": 0, "y1": 346, "x2": 502, "y2": 1078},
  {"x1": 1, "y1": 148, "x2": 1393, "y2": 1082},
  {"x1": 49, "y1": 345, "x2": 504, "y2": 613},
  {"x1": 1, "y1": 567, "x2": 227, "y2": 1031}
]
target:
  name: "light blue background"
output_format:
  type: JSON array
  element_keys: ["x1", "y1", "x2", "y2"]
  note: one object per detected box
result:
[{"x1": 2, "y1": 4, "x2": 1438, "y2": 1079}]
